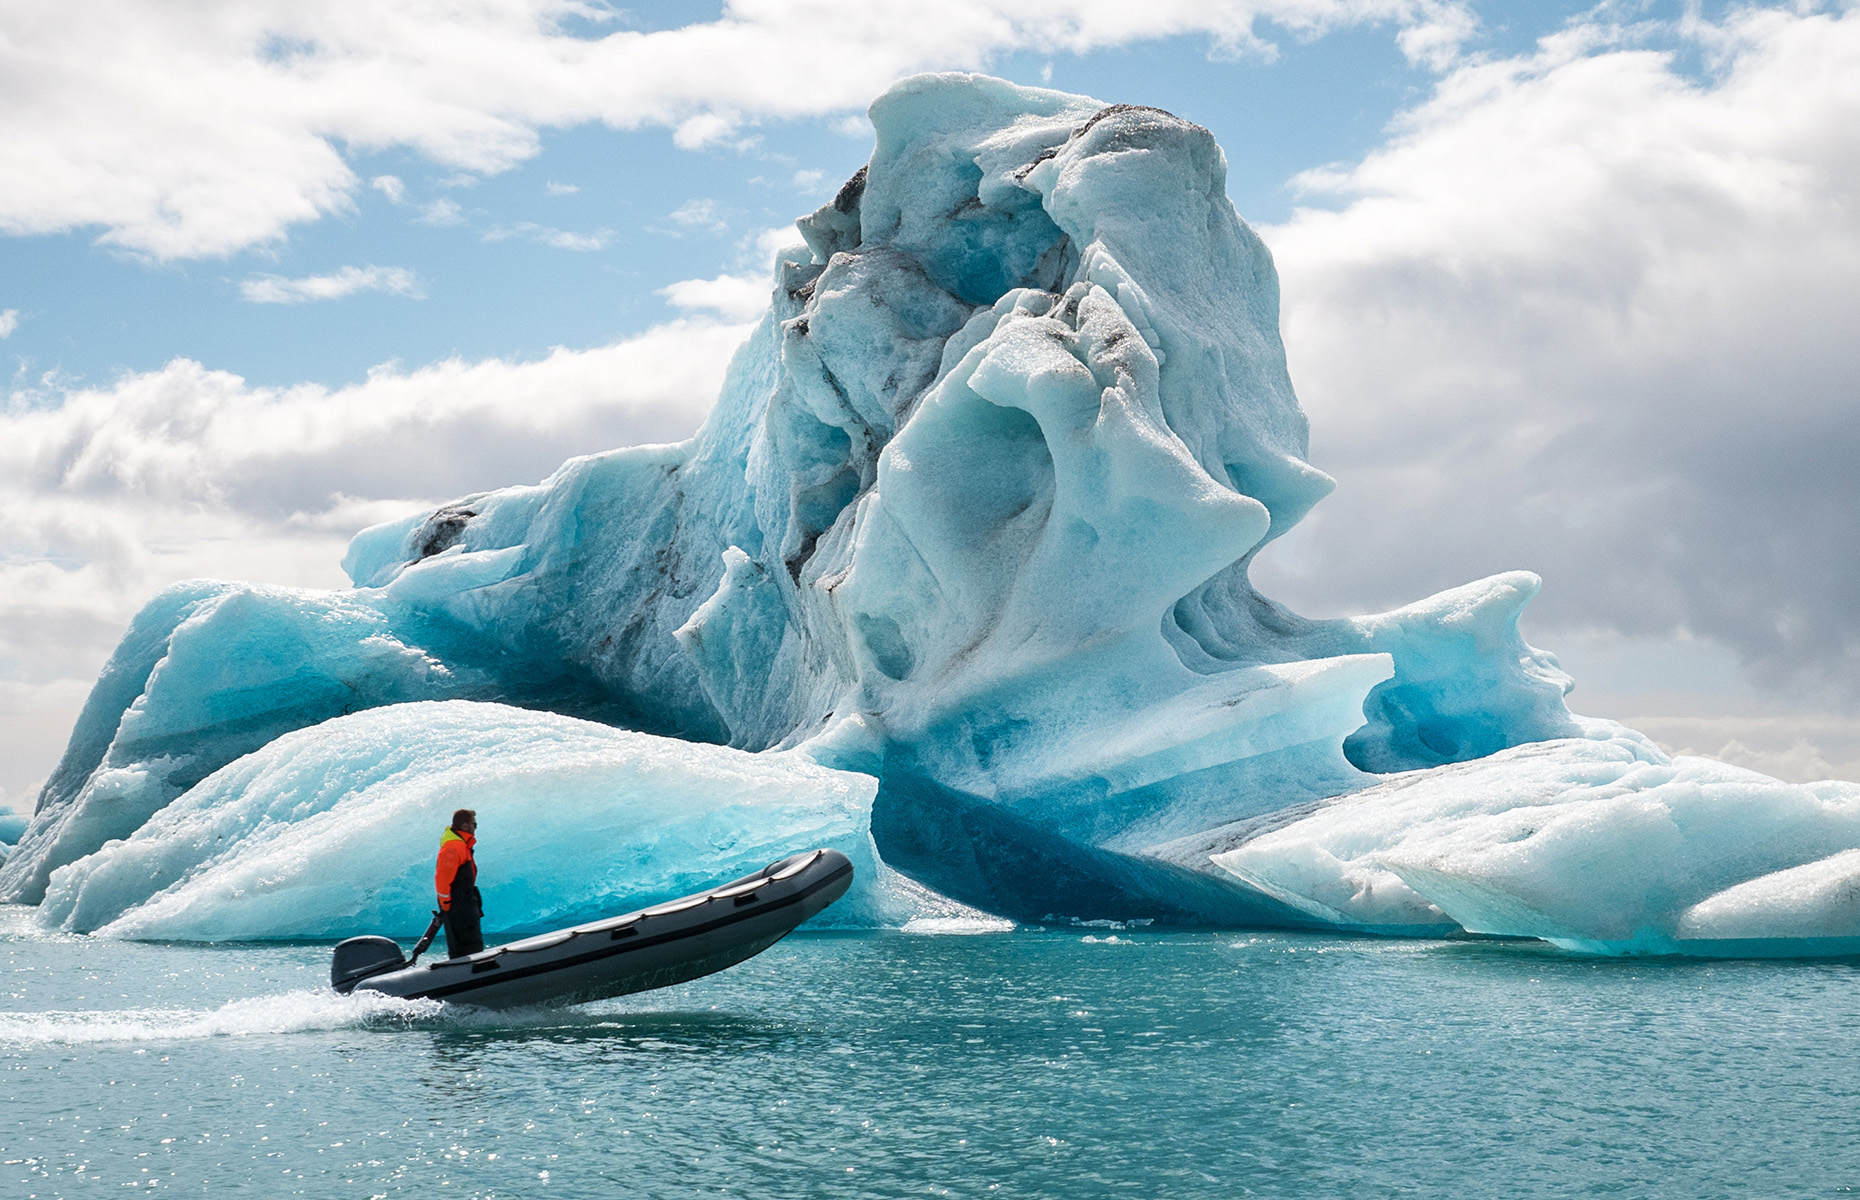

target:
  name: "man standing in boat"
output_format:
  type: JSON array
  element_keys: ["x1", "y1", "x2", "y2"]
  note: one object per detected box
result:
[{"x1": 436, "y1": 809, "x2": 484, "y2": 958}]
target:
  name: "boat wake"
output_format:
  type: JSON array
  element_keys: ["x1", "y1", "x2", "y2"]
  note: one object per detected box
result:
[{"x1": 0, "y1": 988, "x2": 442, "y2": 1046}]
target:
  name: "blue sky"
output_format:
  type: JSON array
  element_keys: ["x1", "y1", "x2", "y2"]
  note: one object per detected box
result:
[
  {"x1": 3, "y1": 0, "x2": 1858, "y2": 803},
  {"x1": 2, "y1": 1, "x2": 1609, "y2": 392}
]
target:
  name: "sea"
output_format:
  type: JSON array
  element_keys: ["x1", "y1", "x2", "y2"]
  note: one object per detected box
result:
[{"x1": 4, "y1": 911, "x2": 1858, "y2": 1198}]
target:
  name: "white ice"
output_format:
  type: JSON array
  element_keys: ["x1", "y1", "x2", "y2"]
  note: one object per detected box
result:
[{"x1": 1211, "y1": 723, "x2": 1860, "y2": 955}]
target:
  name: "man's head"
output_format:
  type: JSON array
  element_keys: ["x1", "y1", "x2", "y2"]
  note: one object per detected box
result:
[{"x1": 451, "y1": 808, "x2": 477, "y2": 834}]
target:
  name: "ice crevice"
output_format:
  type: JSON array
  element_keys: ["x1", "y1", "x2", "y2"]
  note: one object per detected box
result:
[{"x1": 4, "y1": 73, "x2": 1856, "y2": 956}]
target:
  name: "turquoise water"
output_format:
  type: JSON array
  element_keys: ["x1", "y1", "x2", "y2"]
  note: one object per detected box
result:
[{"x1": 4, "y1": 914, "x2": 1859, "y2": 1198}]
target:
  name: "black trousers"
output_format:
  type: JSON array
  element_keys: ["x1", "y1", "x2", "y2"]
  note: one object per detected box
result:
[{"x1": 443, "y1": 887, "x2": 484, "y2": 958}]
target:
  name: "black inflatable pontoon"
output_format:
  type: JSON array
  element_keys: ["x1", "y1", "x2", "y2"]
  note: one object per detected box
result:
[{"x1": 329, "y1": 848, "x2": 853, "y2": 1008}]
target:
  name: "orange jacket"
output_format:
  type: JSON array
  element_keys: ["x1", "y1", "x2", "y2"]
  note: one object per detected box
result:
[{"x1": 435, "y1": 826, "x2": 476, "y2": 912}]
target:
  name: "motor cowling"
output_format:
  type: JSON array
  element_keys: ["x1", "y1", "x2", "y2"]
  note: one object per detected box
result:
[{"x1": 331, "y1": 936, "x2": 406, "y2": 992}]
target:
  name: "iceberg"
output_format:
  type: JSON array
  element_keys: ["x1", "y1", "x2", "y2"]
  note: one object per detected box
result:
[
  {"x1": 6, "y1": 72, "x2": 1855, "y2": 954},
  {"x1": 1210, "y1": 725, "x2": 1860, "y2": 955},
  {"x1": 0, "y1": 584, "x2": 489, "y2": 904},
  {"x1": 37, "y1": 700, "x2": 904, "y2": 940}
]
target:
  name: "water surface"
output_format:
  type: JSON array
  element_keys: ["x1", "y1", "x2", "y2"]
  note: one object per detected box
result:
[{"x1": 4, "y1": 915, "x2": 1858, "y2": 1197}]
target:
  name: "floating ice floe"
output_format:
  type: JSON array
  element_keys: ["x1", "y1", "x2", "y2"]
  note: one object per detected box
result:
[
  {"x1": 1212, "y1": 724, "x2": 1860, "y2": 955},
  {"x1": 4, "y1": 73, "x2": 1855, "y2": 955}
]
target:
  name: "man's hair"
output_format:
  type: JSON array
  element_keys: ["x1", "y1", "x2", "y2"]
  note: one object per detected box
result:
[{"x1": 451, "y1": 809, "x2": 477, "y2": 829}]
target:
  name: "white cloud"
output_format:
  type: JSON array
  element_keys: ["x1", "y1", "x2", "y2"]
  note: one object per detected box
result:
[
  {"x1": 0, "y1": 678, "x2": 91, "y2": 809},
  {"x1": 239, "y1": 264, "x2": 425, "y2": 304},
  {"x1": 0, "y1": 316, "x2": 754, "y2": 791},
  {"x1": 1, "y1": 319, "x2": 745, "y2": 528},
  {"x1": 659, "y1": 273, "x2": 771, "y2": 322},
  {"x1": 1394, "y1": 0, "x2": 1476, "y2": 71},
  {"x1": 1254, "y1": 4, "x2": 1860, "y2": 700},
  {"x1": 792, "y1": 168, "x2": 826, "y2": 190},
  {"x1": 668, "y1": 198, "x2": 726, "y2": 233},
  {"x1": 749, "y1": 225, "x2": 807, "y2": 267},
  {"x1": 0, "y1": 309, "x2": 17, "y2": 338},
  {"x1": 653, "y1": 226, "x2": 815, "y2": 331},
  {"x1": 482, "y1": 222, "x2": 612, "y2": 251},
  {"x1": 1631, "y1": 715, "x2": 1860, "y2": 786},
  {"x1": 0, "y1": 0, "x2": 1472, "y2": 258},
  {"x1": 672, "y1": 112, "x2": 741, "y2": 151},
  {"x1": 538, "y1": 228, "x2": 609, "y2": 251},
  {"x1": 418, "y1": 197, "x2": 465, "y2": 225},
  {"x1": 545, "y1": 181, "x2": 578, "y2": 195},
  {"x1": 370, "y1": 174, "x2": 406, "y2": 204}
]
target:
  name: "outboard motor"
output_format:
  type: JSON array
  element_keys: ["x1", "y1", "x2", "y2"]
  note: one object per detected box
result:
[{"x1": 331, "y1": 936, "x2": 406, "y2": 993}]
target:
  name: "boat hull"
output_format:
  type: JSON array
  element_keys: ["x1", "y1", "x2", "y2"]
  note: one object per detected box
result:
[{"x1": 337, "y1": 848, "x2": 853, "y2": 1009}]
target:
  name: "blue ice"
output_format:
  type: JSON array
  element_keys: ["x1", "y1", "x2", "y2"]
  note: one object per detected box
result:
[
  {"x1": 38, "y1": 701, "x2": 914, "y2": 939},
  {"x1": 5, "y1": 73, "x2": 1856, "y2": 955}
]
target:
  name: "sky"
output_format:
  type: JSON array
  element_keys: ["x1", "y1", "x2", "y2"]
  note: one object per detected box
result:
[{"x1": 3, "y1": 0, "x2": 1858, "y2": 810}]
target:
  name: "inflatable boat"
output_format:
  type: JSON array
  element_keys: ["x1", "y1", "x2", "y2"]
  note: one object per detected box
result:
[{"x1": 329, "y1": 848, "x2": 853, "y2": 1008}]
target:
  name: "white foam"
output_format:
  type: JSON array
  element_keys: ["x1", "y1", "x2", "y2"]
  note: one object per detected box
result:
[
  {"x1": 900, "y1": 915, "x2": 1016, "y2": 935},
  {"x1": 0, "y1": 988, "x2": 441, "y2": 1046}
]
